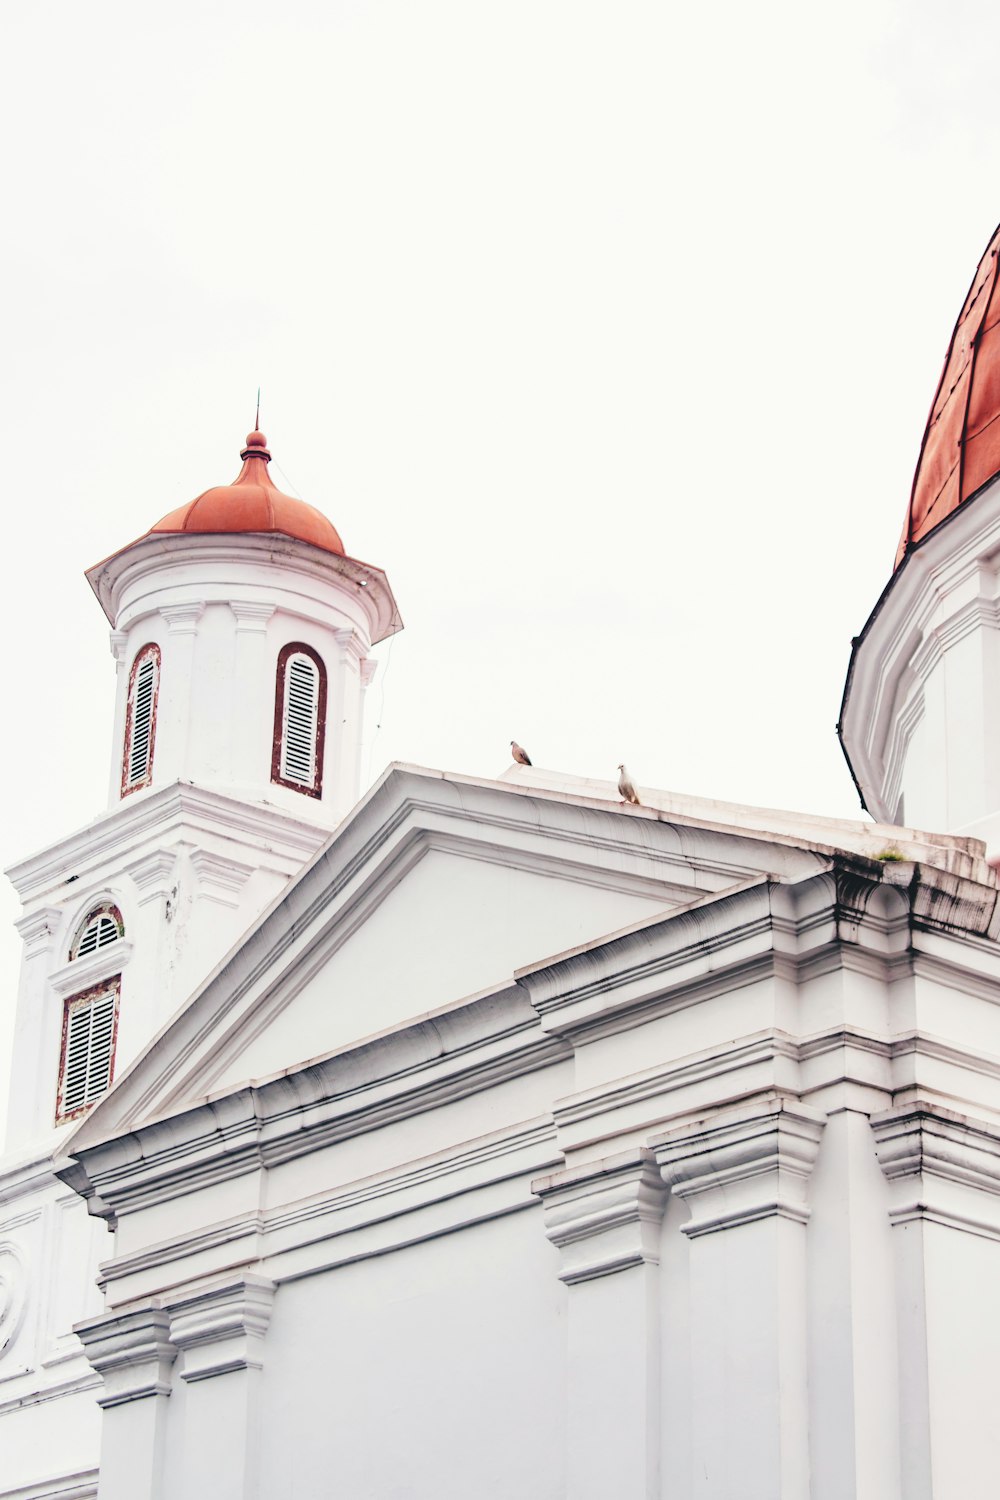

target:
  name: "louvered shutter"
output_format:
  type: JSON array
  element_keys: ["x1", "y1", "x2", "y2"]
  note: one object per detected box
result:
[
  {"x1": 126, "y1": 654, "x2": 157, "y2": 787},
  {"x1": 280, "y1": 654, "x2": 320, "y2": 787},
  {"x1": 59, "y1": 984, "x2": 118, "y2": 1117},
  {"x1": 74, "y1": 912, "x2": 122, "y2": 958}
]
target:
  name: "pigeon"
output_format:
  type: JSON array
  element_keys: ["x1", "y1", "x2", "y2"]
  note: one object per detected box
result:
[
  {"x1": 617, "y1": 763, "x2": 641, "y2": 805},
  {"x1": 511, "y1": 740, "x2": 532, "y2": 766}
]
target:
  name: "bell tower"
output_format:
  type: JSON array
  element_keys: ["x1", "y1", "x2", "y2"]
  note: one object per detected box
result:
[{"x1": 4, "y1": 424, "x2": 402, "y2": 1151}]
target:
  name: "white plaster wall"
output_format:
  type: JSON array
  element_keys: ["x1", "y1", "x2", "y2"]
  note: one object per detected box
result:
[
  {"x1": 247, "y1": 1213, "x2": 567, "y2": 1500},
  {"x1": 209, "y1": 850, "x2": 666, "y2": 1092},
  {"x1": 921, "y1": 1222, "x2": 1000, "y2": 1499},
  {"x1": 899, "y1": 678, "x2": 947, "y2": 834},
  {"x1": 0, "y1": 1174, "x2": 106, "y2": 1496}
]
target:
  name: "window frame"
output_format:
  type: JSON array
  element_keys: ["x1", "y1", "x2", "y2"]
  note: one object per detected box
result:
[
  {"x1": 270, "y1": 641, "x2": 328, "y2": 798},
  {"x1": 54, "y1": 975, "x2": 121, "y2": 1124},
  {"x1": 121, "y1": 643, "x2": 161, "y2": 798},
  {"x1": 69, "y1": 902, "x2": 125, "y2": 962}
]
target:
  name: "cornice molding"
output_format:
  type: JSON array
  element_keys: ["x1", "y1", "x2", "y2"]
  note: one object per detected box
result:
[
  {"x1": 533, "y1": 1149, "x2": 667, "y2": 1283},
  {"x1": 74, "y1": 1305, "x2": 175, "y2": 1407},
  {"x1": 652, "y1": 1096, "x2": 825, "y2": 1237},
  {"x1": 87, "y1": 530, "x2": 401, "y2": 645},
  {"x1": 0, "y1": 1467, "x2": 98, "y2": 1500},
  {"x1": 108, "y1": 630, "x2": 129, "y2": 664},
  {"x1": 168, "y1": 1274, "x2": 274, "y2": 1382},
  {"x1": 841, "y1": 475, "x2": 1000, "y2": 817},
  {"x1": 882, "y1": 688, "x2": 925, "y2": 825},
  {"x1": 63, "y1": 1013, "x2": 568, "y2": 1221},
  {"x1": 908, "y1": 595, "x2": 1000, "y2": 685},
  {"x1": 98, "y1": 1118, "x2": 558, "y2": 1294},
  {"x1": 6, "y1": 781, "x2": 327, "y2": 901},
  {"x1": 48, "y1": 943, "x2": 133, "y2": 999}
]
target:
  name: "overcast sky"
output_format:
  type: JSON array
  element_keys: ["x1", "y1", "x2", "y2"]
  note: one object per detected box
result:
[{"x1": 1, "y1": 1, "x2": 998, "y2": 1099}]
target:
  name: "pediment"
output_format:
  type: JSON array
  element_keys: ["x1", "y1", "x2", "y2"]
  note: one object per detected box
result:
[{"x1": 65, "y1": 765, "x2": 835, "y2": 1149}]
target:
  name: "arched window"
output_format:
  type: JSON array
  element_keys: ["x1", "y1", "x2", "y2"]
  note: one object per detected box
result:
[
  {"x1": 57, "y1": 902, "x2": 125, "y2": 1122},
  {"x1": 70, "y1": 903, "x2": 124, "y2": 961},
  {"x1": 271, "y1": 642, "x2": 327, "y2": 798},
  {"x1": 121, "y1": 643, "x2": 161, "y2": 796}
]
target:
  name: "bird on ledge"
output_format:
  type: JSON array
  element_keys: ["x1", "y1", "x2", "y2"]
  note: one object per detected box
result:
[
  {"x1": 617, "y1": 763, "x2": 641, "y2": 805},
  {"x1": 511, "y1": 740, "x2": 532, "y2": 766}
]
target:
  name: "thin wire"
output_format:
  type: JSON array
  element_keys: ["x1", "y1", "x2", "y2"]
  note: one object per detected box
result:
[{"x1": 271, "y1": 459, "x2": 305, "y2": 498}]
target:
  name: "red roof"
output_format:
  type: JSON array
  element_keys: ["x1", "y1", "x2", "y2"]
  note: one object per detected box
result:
[
  {"x1": 898, "y1": 222, "x2": 1000, "y2": 567},
  {"x1": 150, "y1": 430, "x2": 345, "y2": 556}
]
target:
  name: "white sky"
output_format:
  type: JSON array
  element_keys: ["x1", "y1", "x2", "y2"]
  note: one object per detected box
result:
[{"x1": 1, "y1": 1, "x2": 997, "y2": 1096}]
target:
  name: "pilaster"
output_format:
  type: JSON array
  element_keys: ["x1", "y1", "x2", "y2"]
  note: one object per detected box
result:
[
  {"x1": 872, "y1": 1100, "x2": 1000, "y2": 1499},
  {"x1": 168, "y1": 1275, "x2": 274, "y2": 1500},
  {"x1": 229, "y1": 603, "x2": 276, "y2": 787},
  {"x1": 75, "y1": 1305, "x2": 175, "y2": 1500},
  {"x1": 155, "y1": 602, "x2": 205, "y2": 783},
  {"x1": 333, "y1": 627, "x2": 366, "y2": 811},
  {"x1": 534, "y1": 1150, "x2": 666, "y2": 1500},
  {"x1": 652, "y1": 1097, "x2": 824, "y2": 1500}
]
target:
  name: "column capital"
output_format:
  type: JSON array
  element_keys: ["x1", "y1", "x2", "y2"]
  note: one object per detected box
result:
[
  {"x1": 123, "y1": 849, "x2": 178, "y2": 908},
  {"x1": 75, "y1": 1304, "x2": 176, "y2": 1408},
  {"x1": 872, "y1": 1099, "x2": 1000, "y2": 1238},
  {"x1": 652, "y1": 1095, "x2": 825, "y2": 1238},
  {"x1": 189, "y1": 849, "x2": 255, "y2": 909},
  {"x1": 333, "y1": 626, "x2": 367, "y2": 665},
  {"x1": 160, "y1": 602, "x2": 206, "y2": 636},
  {"x1": 15, "y1": 904, "x2": 63, "y2": 959},
  {"x1": 168, "y1": 1274, "x2": 275, "y2": 1383},
  {"x1": 229, "y1": 601, "x2": 276, "y2": 634},
  {"x1": 533, "y1": 1148, "x2": 667, "y2": 1284}
]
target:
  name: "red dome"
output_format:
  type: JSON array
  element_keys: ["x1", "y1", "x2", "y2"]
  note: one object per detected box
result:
[
  {"x1": 149, "y1": 430, "x2": 345, "y2": 556},
  {"x1": 899, "y1": 222, "x2": 1000, "y2": 567}
]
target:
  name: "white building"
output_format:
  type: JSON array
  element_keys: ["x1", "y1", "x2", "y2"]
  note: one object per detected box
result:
[{"x1": 5, "y1": 224, "x2": 1000, "y2": 1496}]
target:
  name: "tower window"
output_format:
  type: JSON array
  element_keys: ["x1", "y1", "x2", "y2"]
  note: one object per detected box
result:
[
  {"x1": 271, "y1": 642, "x2": 327, "y2": 798},
  {"x1": 55, "y1": 977, "x2": 120, "y2": 1122},
  {"x1": 71, "y1": 903, "x2": 124, "y2": 961},
  {"x1": 121, "y1": 644, "x2": 161, "y2": 796}
]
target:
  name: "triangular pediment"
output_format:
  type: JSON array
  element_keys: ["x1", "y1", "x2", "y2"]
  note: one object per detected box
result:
[{"x1": 64, "y1": 765, "x2": 856, "y2": 1148}]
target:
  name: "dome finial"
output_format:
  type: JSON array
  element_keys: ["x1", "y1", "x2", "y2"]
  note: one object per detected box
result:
[{"x1": 255, "y1": 385, "x2": 260, "y2": 433}]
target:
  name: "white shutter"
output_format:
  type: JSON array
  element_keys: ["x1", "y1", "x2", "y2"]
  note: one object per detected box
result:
[
  {"x1": 60, "y1": 985, "x2": 118, "y2": 1117},
  {"x1": 74, "y1": 912, "x2": 122, "y2": 958},
  {"x1": 126, "y1": 654, "x2": 157, "y2": 787},
  {"x1": 280, "y1": 654, "x2": 320, "y2": 787}
]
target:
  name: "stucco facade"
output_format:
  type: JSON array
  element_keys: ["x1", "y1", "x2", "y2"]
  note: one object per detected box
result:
[{"x1": 5, "y1": 398, "x2": 1000, "y2": 1496}]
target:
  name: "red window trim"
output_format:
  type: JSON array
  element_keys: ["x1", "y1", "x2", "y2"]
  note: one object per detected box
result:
[
  {"x1": 69, "y1": 901, "x2": 125, "y2": 962},
  {"x1": 271, "y1": 641, "x2": 328, "y2": 798},
  {"x1": 120, "y1": 643, "x2": 161, "y2": 798},
  {"x1": 54, "y1": 974, "x2": 121, "y2": 1125}
]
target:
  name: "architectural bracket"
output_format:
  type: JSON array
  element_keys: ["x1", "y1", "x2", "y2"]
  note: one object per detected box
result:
[
  {"x1": 652, "y1": 1095, "x2": 825, "y2": 1237},
  {"x1": 533, "y1": 1148, "x2": 667, "y2": 1283}
]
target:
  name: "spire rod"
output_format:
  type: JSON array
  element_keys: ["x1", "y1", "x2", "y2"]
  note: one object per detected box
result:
[{"x1": 255, "y1": 386, "x2": 260, "y2": 432}]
